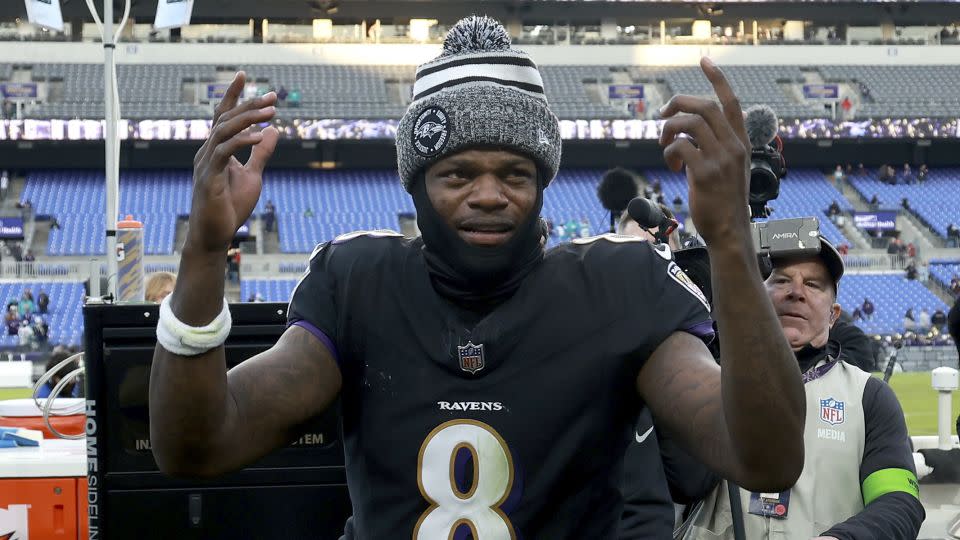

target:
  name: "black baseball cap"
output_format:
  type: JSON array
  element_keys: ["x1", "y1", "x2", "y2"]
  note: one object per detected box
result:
[{"x1": 770, "y1": 236, "x2": 845, "y2": 292}]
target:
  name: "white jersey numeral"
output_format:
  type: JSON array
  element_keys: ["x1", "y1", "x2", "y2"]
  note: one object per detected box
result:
[{"x1": 414, "y1": 420, "x2": 516, "y2": 540}]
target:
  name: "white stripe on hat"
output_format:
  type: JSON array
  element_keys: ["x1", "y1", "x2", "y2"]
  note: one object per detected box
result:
[{"x1": 413, "y1": 52, "x2": 545, "y2": 102}]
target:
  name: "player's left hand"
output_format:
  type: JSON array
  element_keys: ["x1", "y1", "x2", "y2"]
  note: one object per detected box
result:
[{"x1": 658, "y1": 57, "x2": 751, "y2": 246}]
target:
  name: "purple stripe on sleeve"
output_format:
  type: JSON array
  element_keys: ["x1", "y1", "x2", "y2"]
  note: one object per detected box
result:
[
  {"x1": 290, "y1": 320, "x2": 342, "y2": 367},
  {"x1": 685, "y1": 319, "x2": 716, "y2": 343}
]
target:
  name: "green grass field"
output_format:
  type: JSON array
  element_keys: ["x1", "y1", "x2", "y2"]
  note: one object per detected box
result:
[
  {"x1": 0, "y1": 387, "x2": 31, "y2": 400},
  {"x1": 1, "y1": 372, "x2": 957, "y2": 436},
  {"x1": 884, "y1": 371, "x2": 960, "y2": 437}
]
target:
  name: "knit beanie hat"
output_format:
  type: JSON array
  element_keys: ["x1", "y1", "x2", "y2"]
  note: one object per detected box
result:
[{"x1": 396, "y1": 15, "x2": 562, "y2": 192}]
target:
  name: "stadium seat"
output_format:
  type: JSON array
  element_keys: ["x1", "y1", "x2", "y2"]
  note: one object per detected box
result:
[
  {"x1": 847, "y1": 169, "x2": 960, "y2": 239},
  {"x1": 838, "y1": 274, "x2": 950, "y2": 335}
]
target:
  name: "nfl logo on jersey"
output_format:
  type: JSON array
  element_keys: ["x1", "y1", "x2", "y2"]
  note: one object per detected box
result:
[
  {"x1": 819, "y1": 397, "x2": 845, "y2": 425},
  {"x1": 457, "y1": 341, "x2": 485, "y2": 374}
]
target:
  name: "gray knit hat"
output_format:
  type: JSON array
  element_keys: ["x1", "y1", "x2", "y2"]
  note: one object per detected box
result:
[{"x1": 396, "y1": 15, "x2": 562, "y2": 192}]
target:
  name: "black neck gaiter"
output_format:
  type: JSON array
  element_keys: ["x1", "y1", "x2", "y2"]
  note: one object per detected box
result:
[
  {"x1": 795, "y1": 340, "x2": 841, "y2": 373},
  {"x1": 411, "y1": 174, "x2": 546, "y2": 312}
]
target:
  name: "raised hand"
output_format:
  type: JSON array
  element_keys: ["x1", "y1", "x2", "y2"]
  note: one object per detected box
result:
[
  {"x1": 658, "y1": 57, "x2": 752, "y2": 245},
  {"x1": 188, "y1": 72, "x2": 279, "y2": 254}
]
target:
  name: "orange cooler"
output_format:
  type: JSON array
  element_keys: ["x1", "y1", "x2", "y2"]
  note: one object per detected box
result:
[
  {"x1": 0, "y1": 438, "x2": 88, "y2": 539},
  {"x1": 0, "y1": 399, "x2": 86, "y2": 440}
]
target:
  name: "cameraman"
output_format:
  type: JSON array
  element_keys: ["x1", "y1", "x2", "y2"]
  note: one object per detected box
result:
[{"x1": 683, "y1": 238, "x2": 924, "y2": 540}]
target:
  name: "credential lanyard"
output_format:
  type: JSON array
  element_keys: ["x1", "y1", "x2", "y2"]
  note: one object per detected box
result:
[{"x1": 801, "y1": 358, "x2": 838, "y2": 385}]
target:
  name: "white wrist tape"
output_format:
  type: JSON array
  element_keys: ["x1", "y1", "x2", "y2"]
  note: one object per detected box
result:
[{"x1": 156, "y1": 295, "x2": 232, "y2": 356}]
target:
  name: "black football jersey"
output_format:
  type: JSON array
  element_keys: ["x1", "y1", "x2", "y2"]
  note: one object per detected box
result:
[{"x1": 287, "y1": 231, "x2": 713, "y2": 540}]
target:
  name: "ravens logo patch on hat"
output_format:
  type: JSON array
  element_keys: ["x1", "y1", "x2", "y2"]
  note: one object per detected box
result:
[{"x1": 413, "y1": 106, "x2": 450, "y2": 157}]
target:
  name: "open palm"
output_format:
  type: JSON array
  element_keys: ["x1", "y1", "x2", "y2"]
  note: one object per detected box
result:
[{"x1": 188, "y1": 72, "x2": 279, "y2": 254}]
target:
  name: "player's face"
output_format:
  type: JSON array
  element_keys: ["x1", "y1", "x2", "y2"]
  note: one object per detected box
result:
[
  {"x1": 764, "y1": 258, "x2": 840, "y2": 351},
  {"x1": 425, "y1": 149, "x2": 538, "y2": 247}
]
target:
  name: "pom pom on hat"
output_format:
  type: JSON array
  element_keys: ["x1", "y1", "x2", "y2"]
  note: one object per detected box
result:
[{"x1": 442, "y1": 15, "x2": 512, "y2": 56}]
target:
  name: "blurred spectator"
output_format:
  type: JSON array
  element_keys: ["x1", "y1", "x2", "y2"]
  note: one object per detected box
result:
[
  {"x1": 0, "y1": 170, "x2": 8, "y2": 201},
  {"x1": 564, "y1": 218, "x2": 578, "y2": 241},
  {"x1": 952, "y1": 275, "x2": 960, "y2": 297},
  {"x1": 905, "y1": 262, "x2": 917, "y2": 281},
  {"x1": 288, "y1": 89, "x2": 302, "y2": 108},
  {"x1": 304, "y1": 207, "x2": 314, "y2": 218},
  {"x1": 901, "y1": 163, "x2": 913, "y2": 184},
  {"x1": 862, "y1": 297, "x2": 875, "y2": 320},
  {"x1": 941, "y1": 26, "x2": 952, "y2": 42},
  {"x1": 652, "y1": 180, "x2": 662, "y2": 194},
  {"x1": 5, "y1": 306, "x2": 18, "y2": 335},
  {"x1": 918, "y1": 308, "x2": 931, "y2": 333},
  {"x1": 869, "y1": 194, "x2": 880, "y2": 209},
  {"x1": 878, "y1": 164, "x2": 893, "y2": 184},
  {"x1": 851, "y1": 306, "x2": 863, "y2": 322},
  {"x1": 932, "y1": 308, "x2": 947, "y2": 332},
  {"x1": 672, "y1": 195, "x2": 683, "y2": 215},
  {"x1": 1, "y1": 100, "x2": 13, "y2": 120},
  {"x1": 226, "y1": 248, "x2": 241, "y2": 284},
  {"x1": 32, "y1": 314, "x2": 48, "y2": 344},
  {"x1": 37, "y1": 289, "x2": 49, "y2": 314},
  {"x1": 145, "y1": 271, "x2": 176, "y2": 303},
  {"x1": 901, "y1": 197, "x2": 910, "y2": 211},
  {"x1": 17, "y1": 320, "x2": 33, "y2": 347},
  {"x1": 18, "y1": 291, "x2": 34, "y2": 318},
  {"x1": 837, "y1": 243, "x2": 850, "y2": 256},
  {"x1": 36, "y1": 347, "x2": 81, "y2": 398},
  {"x1": 50, "y1": 216, "x2": 61, "y2": 230},
  {"x1": 840, "y1": 97, "x2": 852, "y2": 117},
  {"x1": 903, "y1": 308, "x2": 915, "y2": 333},
  {"x1": 827, "y1": 200, "x2": 842, "y2": 218},
  {"x1": 918, "y1": 259, "x2": 929, "y2": 283},
  {"x1": 263, "y1": 200, "x2": 276, "y2": 233},
  {"x1": 578, "y1": 216, "x2": 590, "y2": 238},
  {"x1": 277, "y1": 85, "x2": 288, "y2": 104},
  {"x1": 833, "y1": 164, "x2": 844, "y2": 188},
  {"x1": 918, "y1": 164, "x2": 928, "y2": 183},
  {"x1": 947, "y1": 223, "x2": 960, "y2": 248},
  {"x1": 857, "y1": 163, "x2": 866, "y2": 176},
  {"x1": 887, "y1": 238, "x2": 902, "y2": 268}
]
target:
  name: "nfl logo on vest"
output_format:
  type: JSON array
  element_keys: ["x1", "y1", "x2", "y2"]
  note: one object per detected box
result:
[{"x1": 458, "y1": 342, "x2": 485, "y2": 374}]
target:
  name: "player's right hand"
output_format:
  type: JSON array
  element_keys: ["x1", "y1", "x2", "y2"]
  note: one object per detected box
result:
[{"x1": 187, "y1": 71, "x2": 279, "y2": 255}]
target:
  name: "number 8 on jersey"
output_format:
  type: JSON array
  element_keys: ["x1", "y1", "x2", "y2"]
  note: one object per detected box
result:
[{"x1": 414, "y1": 420, "x2": 517, "y2": 539}]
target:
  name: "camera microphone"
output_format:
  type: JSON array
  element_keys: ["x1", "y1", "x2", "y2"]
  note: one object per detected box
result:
[
  {"x1": 627, "y1": 197, "x2": 663, "y2": 228},
  {"x1": 744, "y1": 104, "x2": 779, "y2": 149},
  {"x1": 743, "y1": 105, "x2": 786, "y2": 219},
  {"x1": 627, "y1": 197, "x2": 678, "y2": 244}
]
